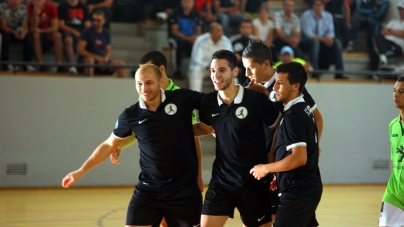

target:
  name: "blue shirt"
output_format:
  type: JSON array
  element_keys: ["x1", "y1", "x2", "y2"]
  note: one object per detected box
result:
[
  {"x1": 78, "y1": 27, "x2": 110, "y2": 61},
  {"x1": 300, "y1": 9, "x2": 334, "y2": 40}
]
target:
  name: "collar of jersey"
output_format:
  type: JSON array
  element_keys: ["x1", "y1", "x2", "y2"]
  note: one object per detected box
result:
[
  {"x1": 166, "y1": 79, "x2": 178, "y2": 91},
  {"x1": 283, "y1": 95, "x2": 305, "y2": 112},
  {"x1": 139, "y1": 88, "x2": 166, "y2": 110},
  {"x1": 263, "y1": 72, "x2": 276, "y2": 88},
  {"x1": 217, "y1": 84, "x2": 244, "y2": 106}
]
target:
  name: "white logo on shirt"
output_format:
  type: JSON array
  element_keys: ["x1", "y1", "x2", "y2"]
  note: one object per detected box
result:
[
  {"x1": 235, "y1": 106, "x2": 248, "y2": 119},
  {"x1": 258, "y1": 215, "x2": 266, "y2": 222},
  {"x1": 212, "y1": 113, "x2": 220, "y2": 117},
  {"x1": 139, "y1": 119, "x2": 147, "y2": 124},
  {"x1": 270, "y1": 91, "x2": 277, "y2": 102},
  {"x1": 165, "y1": 103, "x2": 177, "y2": 115}
]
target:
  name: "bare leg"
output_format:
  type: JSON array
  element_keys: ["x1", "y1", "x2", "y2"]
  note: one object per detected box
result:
[
  {"x1": 32, "y1": 32, "x2": 43, "y2": 63},
  {"x1": 84, "y1": 57, "x2": 95, "y2": 77},
  {"x1": 201, "y1": 215, "x2": 228, "y2": 227},
  {"x1": 109, "y1": 60, "x2": 126, "y2": 78},
  {"x1": 51, "y1": 31, "x2": 63, "y2": 63},
  {"x1": 64, "y1": 36, "x2": 74, "y2": 63}
]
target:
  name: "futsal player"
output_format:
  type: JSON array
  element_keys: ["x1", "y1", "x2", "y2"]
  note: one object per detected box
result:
[
  {"x1": 198, "y1": 49, "x2": 279, "y2": 227},
  {"x1": 62, "y1": 64, "x2": 211, "y2": 227},
  {"x1": 250, "y1": 62, "x2": 323, "y2": 227},
  {"x1": 379, "y1": 75, "x2": 404, "y2": 227},
  {"x1": 241, "y1": 39, "x2": 324, "y2": 222}
]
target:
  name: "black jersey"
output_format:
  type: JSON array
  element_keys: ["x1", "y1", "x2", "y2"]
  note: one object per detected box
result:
[
  {"x1": 199, "y1": 86, "x2": 278, "y2": 192},
  {"x1": 244, "y1": 74, "x2": 317, "y2": 150},
  {"x1": 113, "y1": 89, "x2": 204, "y2": 192},
  {"x1": 275, "y1": 96, "x2": 321, "y2": 193}
]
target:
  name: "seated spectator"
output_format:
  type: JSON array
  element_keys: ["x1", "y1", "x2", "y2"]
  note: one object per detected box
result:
[
  {"x1": 0, "y1": 0, "x2": 34, "y2": 71},
  {"x1": 252, "y1": 6, "x2": 277, "y2": 62},
  {"x1": 242, "y1": 0, "x2": 270, "y2": 19},
  {"x1": 212, "y1": 0, "x2": 248, "y2": 35},
  {"x1": 58, "y1": 0, "x2": 91, "y2": 74},
  {"x1": 230, "y1": 19, "x2": 256, "y2": 84},
  {"x1": 369, "y1": 1, "x2": 404, "y2": 72},
  {"x1": 76, "y1": 9, "x2": 126, "y2": 77},
  {"x1": 168, "y1": 0, "x2": 203, "y2": 79},
  {"x1": 273, "y1": 0, "x2": 305, "y2": 59},
  {"x1": 189, "y1": 22, "x2": 232, "y2": 91},
  {"x1": 155, "y1": 0, "x2": 181, "y2": 21},
  {"x1": 79, "y1": 0, "x2": 113, "y2": 28},
  {"x1": 27, "y1": 0, "x2": 63, "y2": 72},
  {"x1": 273, "y1": 45, "x2": 313, "y2": 72},
  {"x1": 299, "y1": 0, "x2": 347, "y2": 79},
  {"x1": 195, "y1": 0, "x2": 216, "y2": 24},
  {"x1": 325, "y1": 0, "x2": 351, "y2": 49},
  {"x1": 346, "y1": 0, "x2": 389, "y2": 51}
]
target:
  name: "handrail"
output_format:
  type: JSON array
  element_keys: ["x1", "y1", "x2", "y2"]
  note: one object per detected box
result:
[{"x1": 2, "y1": 61, "x2": 401, "y2": 83}]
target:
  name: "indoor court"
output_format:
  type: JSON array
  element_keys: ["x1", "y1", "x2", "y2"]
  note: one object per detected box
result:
[{"x1": 0, "y1": 184, "x2": 385, "y2": 227}]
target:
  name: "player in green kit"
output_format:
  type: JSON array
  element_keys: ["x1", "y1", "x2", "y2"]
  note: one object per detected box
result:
[{"x1": 379, "y1": 75, "x2": 404, "y2": 227}]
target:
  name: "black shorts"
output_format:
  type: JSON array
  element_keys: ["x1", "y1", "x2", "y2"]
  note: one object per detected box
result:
[
  {"x1": 273, "y1": 189, "x2": 322, "y2": 227},
  {"x1": 202, "y1": 186, "x2": 272, "y2": 227},
  {"x1": 270, "y1": 188, "x2": 280, "y2": 214},
  {"x1": 126, "y1": 187, "x2": 202, "y2": 226}
]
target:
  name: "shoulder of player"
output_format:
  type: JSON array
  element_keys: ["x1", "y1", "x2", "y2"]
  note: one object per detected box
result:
[
  {"x1": 389, "y1": 116, "x2": 401, "y2": 129},
  {"x1": 243, "y1": 88, "x2": 269, "y2": 101}
]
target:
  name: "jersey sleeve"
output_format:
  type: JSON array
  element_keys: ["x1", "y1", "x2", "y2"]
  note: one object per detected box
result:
[
  {"x1": 283, "y1": 110, "x2": 308, "y2": 151},
  {"x1": 255, "y1": 92, "x2": 281, "y2": 128},
  {"x1": 198, "y1": 95, "x2": 211, "y2": 126},
  {"x1": 302, "y1": 88, "x2": 316, "y2": 112},
  {"x1": 112, "y1": 110, "x2": 133, "y2": 139}
]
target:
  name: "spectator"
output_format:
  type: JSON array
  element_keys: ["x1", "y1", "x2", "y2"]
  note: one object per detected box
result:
[
  {"x1": 252, "y1": 6, "x2": 277, "y2": 62},
  {"x1": 369, "y1": 1, "x2": 404, "y2": 72},
  {"x1": 76, "y1": 9, "x2": 126, "y2": 77},
  {"x1": 79, "y1": 0, "x2": 113, "y2": 28},
  {"x1": 58, "y1": 0, "x2": 91, "y2": 74},
  {"x1": 27, "y1": 0, "x2": 63, "y2": 72},
  {"x1": 325, "y1": 0, "x2": 351, "y2": 49},
  {"x1": 346, "y1": 0, "x2": 389, "y2": 51},
  {"x1": 194, "y1": 0, "x2": 216, "y2": 24},
  {"x1": 300, "y1": 0, "x2": 347, "y2": 79},
  {"x1": 155, "y1": 0, "x2": 181, "y2": 21},
  {"x1": 273, "y1": 45, "x2": 313, "y2": 72},
  {"x1": 168, "y1": 0, "x2": 203, "y2": 79},
  {"x1": 242, "y1": 0, "x2": 270, "y2": 19},
  {"x1": 189, "y1": 22, "x2": 232, "y2": 91},
  {"x1": 230, "y1": 20, "x2": 256, "y2": 84},
  {"x1": 273, "y1": 0, "x2": 305, "y2": 59},
  {"x1": 0, "y1": 0, "x2": 33, "y2": 71},
  {"x1": 212, "y1": 0, "x2": 248, "y2": 35}
]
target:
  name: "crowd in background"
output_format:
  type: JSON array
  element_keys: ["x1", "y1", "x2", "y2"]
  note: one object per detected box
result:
[{"x1": 0, "y1": 0, "x2": 403, "y2": 80}]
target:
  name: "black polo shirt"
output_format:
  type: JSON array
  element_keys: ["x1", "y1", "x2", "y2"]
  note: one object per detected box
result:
[
  {"x1": 244, "y1": 74, "x2": 317, "y2": 150},
  {"x1": 199, "y1": 85, "x2": 279, "y2": 192},
  {"x1": 275, "y1": 96, "x2": 322, "y2": 193},
  {"x1": 113, "y1": 88, "x2": 204, "y2": 192}
]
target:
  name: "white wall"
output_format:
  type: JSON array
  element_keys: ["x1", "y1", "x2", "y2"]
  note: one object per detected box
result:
[{"x1": 0, "y1": 76, "x2": 396, "y2": 187}]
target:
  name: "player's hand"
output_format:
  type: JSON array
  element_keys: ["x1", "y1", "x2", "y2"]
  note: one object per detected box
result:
[
  {"x1": 246, "y1": 79, "x2": 269, "y2": 97},
  {"x1": 270, "y1": 175, "x2": 277, "y2": 191},
  {"x1": 110, "y1": 147, "x2": 122, "y2": 164},
  {"x1": 250, "y1": 164, "x2": 269, "y2": 180},
  {"x1": 211, "y1": 129, "x2": 216, "y2": 138},
  {"x1": 62, "y1": 170, "x2": 83, "y2": 188}
]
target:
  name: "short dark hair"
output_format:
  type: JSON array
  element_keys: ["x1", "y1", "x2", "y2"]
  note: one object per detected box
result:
[
  {"x1": 92, "y1": 9, "x2": 105, "y2": 18},
  {"x1": 242, "y1": 39, "x2": 273, "y2": 65},
  {"x1": 397, "y1": 75, "x2": 404, "y2": 82},
  {"x1": 139, "y1": 50, "x2": 167, "y2": 69},
  {"x1": 211, "y1": 49, "x2": 238, "y2": 70},
  {"x1": 276, "y1": 62, "x2": 307, "y2": 93}
]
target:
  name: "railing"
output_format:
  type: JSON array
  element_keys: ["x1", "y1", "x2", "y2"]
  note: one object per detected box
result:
[{"x1": 1, "y1": 61, "x2": 401, "y2": 83}]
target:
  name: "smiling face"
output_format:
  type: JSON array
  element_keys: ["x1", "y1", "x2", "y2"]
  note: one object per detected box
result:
[
  {"x1": 393, "y1": 81, "x2": 404, "y2": 109},
  {"x1": 135, "y1": 67, "x2": 162, "y2": 103},
  {"x1": 242, "y1": 57, "x2": 271, "y2": 83},
  {"x1": 210, "y1": 59, "x2": 237, "y2": 91},
  {"x1": 273, "y1": 72, "x2": 300, "y2": 104}
]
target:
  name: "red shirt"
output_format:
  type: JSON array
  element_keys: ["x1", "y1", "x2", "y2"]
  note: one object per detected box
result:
[
  {"x1": 27, "y1": 2, "x2": 58, "y2": 29},
  {"x1": 194, "y1": 0, "x2": 212, "y2": 12}
]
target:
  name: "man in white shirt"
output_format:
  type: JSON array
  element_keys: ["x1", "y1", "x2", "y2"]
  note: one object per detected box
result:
[
  {"x1": 370, "y1": 0, "x2": 404, "y2": 72},
  {"x1": 188, "y1": 22, "x2": 233, "y2": 92}
]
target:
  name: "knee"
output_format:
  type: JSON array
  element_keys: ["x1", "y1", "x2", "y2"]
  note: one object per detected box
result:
[
  {"x1": 84, "y1": 57, "x2": 95, "y2": 64},
  {"x1": 64, "y1": 36, "x2": 73, "y2": 46}
]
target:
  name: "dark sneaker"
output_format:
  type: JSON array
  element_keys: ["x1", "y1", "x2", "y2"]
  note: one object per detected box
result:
[
  {"x1": 335, "y1": 74, "x2": 349, "y2": 79},
  {"x1": 38, "y1": 65, "x2": 50, "y2": 72}
]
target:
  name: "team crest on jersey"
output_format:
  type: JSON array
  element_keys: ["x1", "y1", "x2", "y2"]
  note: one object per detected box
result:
[
  {"x1": 165, "y1": 103, "x2": 177, "y2": 115},
  {"x1": 235, "y1": 106, "x2": 248, "y2": 119},
  {"x1": 115, "y1": 119, "x2": 118, "y2": 129},
  {"x1": 270, "y1": 91, "x2": 277, "y2": 102}
]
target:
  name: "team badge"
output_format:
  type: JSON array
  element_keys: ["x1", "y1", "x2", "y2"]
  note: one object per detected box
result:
[
  {"x1": 235, "y1": 106, "x2": 248, "y2": 119},
  {"x1": 115, "y1": 119, "x2": 119, "y2": 129},
  {"x1": 165, "y1": 103, "x2": 177, "y2": 115},
  {"x1": 270, "y1": 91, "x2": 277, "y2": 102}
]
